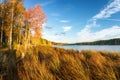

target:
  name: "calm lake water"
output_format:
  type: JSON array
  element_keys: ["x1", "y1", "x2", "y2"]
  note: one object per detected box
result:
[{"x1": 54, "y1": 45, "x2": 120, "y2": 52}]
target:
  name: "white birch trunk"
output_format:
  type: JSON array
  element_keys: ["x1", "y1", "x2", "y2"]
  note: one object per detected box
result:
[{"x1": 9, "y1": 0, "x2": 15, "y2": 49}]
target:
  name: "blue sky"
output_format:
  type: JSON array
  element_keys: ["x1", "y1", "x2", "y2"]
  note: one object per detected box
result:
[{"x1": 24, "y1": 0, "x2": 120, "y2": 43}]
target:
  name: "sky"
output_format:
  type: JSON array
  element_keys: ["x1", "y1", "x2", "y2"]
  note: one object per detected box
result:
[{"x1": 24, "y1": 0, "x2": 120, "y2": 43}]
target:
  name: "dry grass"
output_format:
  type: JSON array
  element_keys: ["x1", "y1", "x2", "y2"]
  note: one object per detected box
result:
[{"x1": 0, "y1": 46, "x2": 120, "y2": 80}]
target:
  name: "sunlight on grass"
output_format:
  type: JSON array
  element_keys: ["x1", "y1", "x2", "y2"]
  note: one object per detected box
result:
[{"x1": 0, "y1": 46, "x2": 120, "y2": 80}]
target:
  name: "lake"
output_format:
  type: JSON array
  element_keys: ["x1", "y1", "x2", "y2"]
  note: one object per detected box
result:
[{"x1": 54, "y1": 45, "x2": 120, "y2": 52}]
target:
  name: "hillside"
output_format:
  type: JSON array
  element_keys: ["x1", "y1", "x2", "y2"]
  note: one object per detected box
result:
[
  {"x1": 70, "y1": 38, "x2": 120, "y2": 45},
  {"x1": 0, "y1": 46, "x2": 120, "y2": 80},
  {"x1": 40, "y1": 38, "x2": 67, "y2": 45}
]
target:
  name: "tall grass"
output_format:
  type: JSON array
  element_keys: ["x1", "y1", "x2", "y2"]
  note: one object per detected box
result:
[{"x1": 0, "y1": 46, "x2": 120, "y2": 80}]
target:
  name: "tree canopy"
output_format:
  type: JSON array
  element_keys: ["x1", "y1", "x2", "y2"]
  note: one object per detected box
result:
[{"x1": 0, "y1": 0, "x2": 46, "y2": 49}]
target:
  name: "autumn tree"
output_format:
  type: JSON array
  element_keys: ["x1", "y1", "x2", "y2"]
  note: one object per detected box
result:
[
  {"x1": 0, "y1": 0, "x2": 25, "y2": 49},
  {"x1": 0, "y1": 1, "x2": 46, "y2": 48},
  {"x1": 12, "y1": 0, "x2": 25, "y2": 45},
  {"x1": 9, "y1": 0, "x2": 15, "y2": 49},
  {"x1": 0, "y1": 0, "x2": 3, "y2": 46},
  {"x1": 0, "y1": 0, "x2": 7, "y2": 47},
  {"x1": 24, "y1": 4, "x2": 46, "y2": 46}
]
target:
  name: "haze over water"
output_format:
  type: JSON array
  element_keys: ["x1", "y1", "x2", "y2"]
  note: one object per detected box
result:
[{"x1": 55, "y1": 45, "x2": 120, "y2": 52}]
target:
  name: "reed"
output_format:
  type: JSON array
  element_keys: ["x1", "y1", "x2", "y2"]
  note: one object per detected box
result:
[{"x1": 0, "y1": 46, "x2": 120, "y2": 80}]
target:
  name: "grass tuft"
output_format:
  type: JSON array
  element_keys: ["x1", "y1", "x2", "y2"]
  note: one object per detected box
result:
[{"x1": 0, "y1": 46, "x2": 120, "y2": 80}]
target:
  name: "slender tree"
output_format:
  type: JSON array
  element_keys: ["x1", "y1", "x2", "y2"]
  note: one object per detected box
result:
[
  {"x1": 0, "y1": 0, "x2": 5, "y2": 46},
  {"x1": 0, "y1": 0, "x2": 3, "y2": 46},
  {"x1": 12, "y1": 0, "x2": 25, "y2": 45},
  {"x1": 9, "y1": 0, "x2": 16, "y2": 49},
  {"x1": 1, "y1": 0, "x2": 25, "y2": 48}
]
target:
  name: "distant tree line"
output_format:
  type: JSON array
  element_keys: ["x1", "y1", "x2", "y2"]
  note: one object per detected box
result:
[{"x1": 71, "y1": 38, "x2": 120, "y2": 45}]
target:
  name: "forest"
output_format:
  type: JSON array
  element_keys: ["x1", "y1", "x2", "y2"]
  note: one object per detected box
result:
[
  {"x1": 0, "y1": 0, "x2": 46, "y2": 49},
  {"x1": 70, "y1": 38, "x2": 120, "y2": 45}
]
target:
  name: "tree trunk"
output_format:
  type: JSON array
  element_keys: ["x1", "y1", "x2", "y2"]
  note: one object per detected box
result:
[
  {"x1": 0, "y1": 0, "x2": 4, "y2": 47},
  {"x1": 9, "y1": 0, "x2": 14, "y2": 49},
  {"x1": 1, "y1": 23, "x2": 3, "y2": 46}
]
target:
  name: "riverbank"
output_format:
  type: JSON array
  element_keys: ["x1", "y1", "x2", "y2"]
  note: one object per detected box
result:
[
  {"x1": 54, "y1": 45, "x2": 120, "y2": 52},
  {"x1": 0, "y1": 46, "x2": 120, "y2": 80}
]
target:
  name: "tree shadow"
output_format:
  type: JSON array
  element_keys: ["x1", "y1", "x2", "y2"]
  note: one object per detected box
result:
[{"x1": 0, "y1": 50, "x2": 20, "y2": 80}]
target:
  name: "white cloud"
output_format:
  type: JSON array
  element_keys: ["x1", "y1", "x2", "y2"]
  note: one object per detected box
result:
[
  {"x1": 41, "y1": 0, "x2": 54, "y2": 7},
  {"x1": 77, "y1": 0, "x2": 120, "y2": 42},
  {"x1": 62, "y1": 26, "x2": 72, "y2": 32},
  {"x1": 77, "y1": 26, "x2": 120, "y2": 42},
  {"x1": 93, "y1": 0, "x2": 120, "y2": 20},
  {"x1": 42, "y1": 32, "x2": 65, "y2": 42},
  {"x1": 101, "y1": 18, "x2": 120, "y2": 21},
  {"x1": 60, "y1": 20, "x2": 69, "y2": 23}
]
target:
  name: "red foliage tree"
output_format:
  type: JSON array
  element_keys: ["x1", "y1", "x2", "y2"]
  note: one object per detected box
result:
[{"x1": 24, "y1": 4, "x2": 46, "y2": 38}]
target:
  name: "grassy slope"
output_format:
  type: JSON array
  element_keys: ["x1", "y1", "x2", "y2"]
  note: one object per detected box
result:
[{"x1": 0, "y1": 46, "x2": 120, "y2": 80}]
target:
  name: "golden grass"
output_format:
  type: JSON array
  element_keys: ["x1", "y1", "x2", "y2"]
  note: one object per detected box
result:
[{"x1": 0, "y1": 46, "x2": 120, "y2": 80}]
